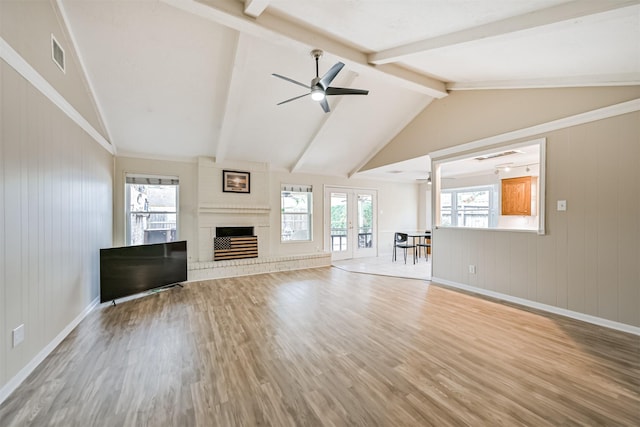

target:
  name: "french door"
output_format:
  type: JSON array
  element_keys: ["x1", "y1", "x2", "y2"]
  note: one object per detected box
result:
[{"x1": 324, "y1": 187, "x2": 377, "y2": 260}]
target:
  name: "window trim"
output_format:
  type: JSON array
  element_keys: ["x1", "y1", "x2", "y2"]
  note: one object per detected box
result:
[
  {"x1": 280, "y1": 185, "x2": 313, "y2": 242},
  {"x1": 432, "y1": 138, "x2": 546, "y2": 235}
]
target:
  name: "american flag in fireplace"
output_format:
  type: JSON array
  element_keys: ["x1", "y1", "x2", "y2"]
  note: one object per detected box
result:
[{"x1": 213, "y1": 236, "x2": 258, "y2": 261}]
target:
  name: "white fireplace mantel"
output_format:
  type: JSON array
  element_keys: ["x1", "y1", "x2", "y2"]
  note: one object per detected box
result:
[{"x1": 198, "y1": 203, "x2": 271, "y2": 215}]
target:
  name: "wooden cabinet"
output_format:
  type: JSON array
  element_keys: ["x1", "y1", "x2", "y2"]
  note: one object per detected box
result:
[{"x1": 502, "y1": 176, "x2": 532, "y2": 216}]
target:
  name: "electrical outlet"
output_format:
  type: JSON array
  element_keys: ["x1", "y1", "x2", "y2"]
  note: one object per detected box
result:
[
  {"x1": 12, "y1": 324, "x2": 25, "y2": 348},
  {"x1": 557, "y1": 200, "x2": 567, "y2": 211},
  {"x1": 469, "y1": 265, "x2": 476, "y2": 274}
]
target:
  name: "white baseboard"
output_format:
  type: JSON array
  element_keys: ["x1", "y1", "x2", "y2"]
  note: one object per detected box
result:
[
  {"x1": 0, "y1": 297, "x2": 100, "y2": 405},
  {"x1": 431, "y1": 277, "x2": 640, "y2": 336}
]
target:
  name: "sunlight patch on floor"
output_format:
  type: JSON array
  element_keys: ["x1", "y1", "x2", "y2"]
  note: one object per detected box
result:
[{"x1": 332, "y1": 255, "x2": 431, "y2": 281}]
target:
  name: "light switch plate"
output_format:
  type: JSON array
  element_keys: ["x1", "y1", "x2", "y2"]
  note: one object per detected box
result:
[
  {"x1": 12, "y1": 324, "x2": 25, "y2": 347},
  {"x1": 557, "y1": 200, "x2": 567, "y2": 211}
]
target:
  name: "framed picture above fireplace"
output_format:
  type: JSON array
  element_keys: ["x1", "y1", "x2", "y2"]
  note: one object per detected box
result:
[{"x1": 222, "y1": 170, "x2": 250, "y2": 193}]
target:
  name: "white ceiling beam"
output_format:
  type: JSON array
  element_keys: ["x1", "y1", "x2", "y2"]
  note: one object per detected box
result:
[
  {"x1": 161, "y1": 0, "x2": 448, "y2": 98},
  {"x1": 369, "y1": 0, "x2": 640, "y2": 65},
  {"x1": 243, "y1": 0, "x2": 270, "y2": 18},
  {"x1": 446, "y1": 73, "x2": 640, "y2": 91},
  {"x1": 214, "y1": 32, "x2": 245, "y2": 162}
]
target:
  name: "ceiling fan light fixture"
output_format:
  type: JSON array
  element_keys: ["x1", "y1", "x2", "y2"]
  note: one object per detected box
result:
[
  {"x1": 273, "y1": 49, "x2": 369, "y2": 113},
  {"x1": 311, "y1": 87, "x2": 325, "y2": 101}
]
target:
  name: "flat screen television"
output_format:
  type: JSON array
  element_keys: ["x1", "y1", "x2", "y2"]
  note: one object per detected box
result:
[{"x1": 100, "y1": 240, "x2": 187, "y2": 303}]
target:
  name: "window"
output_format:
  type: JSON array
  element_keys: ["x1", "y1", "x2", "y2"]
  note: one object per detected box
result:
[
  {"x1": 440, "y1": 186, "x2": 497, "y2": 228},
  {"x1": 281, "y1": 184, "x2": 312, "y2": 241},
  {"x1": 125, "y1": 175, "x2": 179, "y2": 246}
]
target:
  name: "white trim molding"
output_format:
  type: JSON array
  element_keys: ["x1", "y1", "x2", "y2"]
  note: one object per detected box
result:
[
  {"x1": 0, "y1": 36, "x2": 114, "y2": 155},
  {"x1": 55, "y1": 0, "x2": 115, "y2": 149},
  {"x1": 198, "y1": 203, "x2": 271, "y2": 215},
  {"x1": 446, "y1": 73, "x2": 640, "y2": 91},
  {"x1": 432, "y1": 137, "x2": 547, "y2": 235},
  {"x1": 0, "y1": 298, "x2": 100, "y2": 405},
  {"x1": 432, "y1": 277, "x2": 640, "y2": 336},
  {"x1": 429, "y1": 98, "x2": 640, "y2": 161}
]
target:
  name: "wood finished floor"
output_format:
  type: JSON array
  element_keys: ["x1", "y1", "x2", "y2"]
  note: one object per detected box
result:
[{"x1": 1, "y1": 267, "x2": 638, "y2": 426}]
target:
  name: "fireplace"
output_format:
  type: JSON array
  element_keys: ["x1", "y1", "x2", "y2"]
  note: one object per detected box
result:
[
  {"x1": 213, "y1": 227, "x2": 258, "y2": 261},
  {"x1": 216, "y1": 226, "x2": 254, "y2": 237}
]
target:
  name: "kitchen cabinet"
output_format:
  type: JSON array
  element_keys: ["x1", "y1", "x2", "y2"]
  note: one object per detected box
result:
[{"x1": 502, "y1": 176, "x2": 532, "y2": 216}]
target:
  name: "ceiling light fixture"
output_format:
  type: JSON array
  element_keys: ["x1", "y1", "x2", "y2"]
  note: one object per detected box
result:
[
  {"x1": 495, "y1": 162, "x2": 514, "y2": 173},
  {"x1": 311, "y1": 87, "x2": 325, "y2": 101}
]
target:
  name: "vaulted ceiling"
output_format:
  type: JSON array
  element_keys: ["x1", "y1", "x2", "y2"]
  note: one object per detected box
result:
[{"x1": 59, "y1": 0, "x2": 640, "y2": 180}]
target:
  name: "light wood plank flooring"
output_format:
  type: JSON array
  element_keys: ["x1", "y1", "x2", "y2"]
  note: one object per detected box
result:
[{"x1": 1, "y1": 267, "x2": 638, "y2": 426}]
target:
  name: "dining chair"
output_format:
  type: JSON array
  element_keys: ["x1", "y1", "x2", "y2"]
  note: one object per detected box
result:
[
  {"x1": 393, "y1": 232, "x2": 416, "y2": 264},
  {"x1": 416, "y1": 231, "x2": 431, "y2": 261}
]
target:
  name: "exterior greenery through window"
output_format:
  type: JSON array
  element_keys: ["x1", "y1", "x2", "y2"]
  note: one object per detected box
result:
[
  {"x1": 126, "y1": 175, "x2": 179, "y2": 245},
  {"x1": 281, "y1": 185, "x2": 312, "y2": 241},
  {"x1": 357, "y1": 194, "x2": 374, "y2": 248},
  {"x1": 440, "y1": 186, "x2": 496, "y2": 228},
  {"x1": 329, "y1": 192, "x2": 373, "y2": 251}
]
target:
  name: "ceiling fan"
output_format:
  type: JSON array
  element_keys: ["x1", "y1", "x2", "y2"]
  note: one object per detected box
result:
[{"x1": 272, "y1": 49, "x2": 369, "y2": 113}]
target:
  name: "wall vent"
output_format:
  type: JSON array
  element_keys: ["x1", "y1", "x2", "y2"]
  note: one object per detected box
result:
[
  {"x1": 474, "y1": 150, "x2": 522, "y2": 161},
  {"x1": 51, "y1": 34, "x2": 65, "y2": 73}
]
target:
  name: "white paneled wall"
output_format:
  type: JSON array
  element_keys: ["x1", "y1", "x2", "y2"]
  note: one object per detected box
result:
[
  {"x1": 433, "y1": 112, "x2": 640, "y2": 328},
  {"x1": 0, "y1": 62, "x2": 113, "y2": 391}
]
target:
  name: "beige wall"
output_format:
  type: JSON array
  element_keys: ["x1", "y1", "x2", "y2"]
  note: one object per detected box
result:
[
  {"x1": 364, "y1": 87, "x2": 640, "y2": 170},
  {"x1": 433, "y1": 112, "x2": 640, "y2": 327},
  {"x1": 1, "y1": 0, "x2": 113, "y2": 397},
  {"x1": 0, "y1": 0, "x2": 109, "y2": 143},
  {"x1": 0, "y1": 62, "x2": 113, "y2": 392}
]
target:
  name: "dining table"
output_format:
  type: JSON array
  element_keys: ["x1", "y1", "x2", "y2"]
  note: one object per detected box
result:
[{"x1": 404, "y1": 231, "x2": 431, "y2": 262}]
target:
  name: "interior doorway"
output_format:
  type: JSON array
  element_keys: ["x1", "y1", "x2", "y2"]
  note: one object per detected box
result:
[{"x1": 324, "y1": 187, "x2": 377, "y2": 260}]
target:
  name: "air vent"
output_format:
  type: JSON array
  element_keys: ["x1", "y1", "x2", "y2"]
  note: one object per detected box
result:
[
  {"x1": 474, "y1": 150, "x2": 522, "y2": 161},
  {"x1": 51, "y1": 35, "x2": 65, "y2": 73}
]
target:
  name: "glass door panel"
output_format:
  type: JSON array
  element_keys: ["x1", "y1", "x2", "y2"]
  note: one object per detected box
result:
[
  {"x1": 325, "y1": 187, "x2": 376, "y2": 260},
  {"x1": 330, "y1": 192, "x2": 348, "y2": 256},
  {"x1": 356, "y1": 192, "x2": 375, "y2": 257}
]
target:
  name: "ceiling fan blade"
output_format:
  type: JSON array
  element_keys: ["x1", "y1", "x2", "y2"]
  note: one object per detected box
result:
[
  {"x1": 272, "y1": 73, "x2": 309, "y2": 90},
  {"x1": 326, "y1": 87, "x2": 369, "y2": 96},
  {"x1": 319, "y1": 62, "x2": 344, "y2": 89},
  {"x1": 277, "y1": 93, "x2": 310, "y2": 105},
  {"x1": 319, "y1": 97, "x2": 330, "y2": 113}
]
